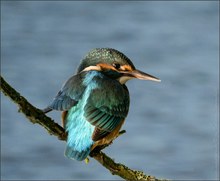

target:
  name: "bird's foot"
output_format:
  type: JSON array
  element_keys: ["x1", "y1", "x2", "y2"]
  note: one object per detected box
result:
[{"x1": 84, "y1": 157, "x2": 90, "y2": 164}]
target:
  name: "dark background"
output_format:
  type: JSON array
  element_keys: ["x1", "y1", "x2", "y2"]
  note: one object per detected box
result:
[{"x1": 1, "y1": 1, "x2": 219, "y2": 180}]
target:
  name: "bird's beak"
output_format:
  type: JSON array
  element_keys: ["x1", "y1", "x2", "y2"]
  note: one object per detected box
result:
[{"x1": 122, "y1": 69, "x2": 161, "y2": 82}]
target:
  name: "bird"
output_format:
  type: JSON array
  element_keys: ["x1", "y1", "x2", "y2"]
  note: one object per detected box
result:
[{"x1": 43, "y1": 48, "x2": 160, "y2": 161}]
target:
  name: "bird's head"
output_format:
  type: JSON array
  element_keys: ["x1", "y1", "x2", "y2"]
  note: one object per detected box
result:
[{"x1": 77, "y1": 48, "x2": 161, "y2": 84}]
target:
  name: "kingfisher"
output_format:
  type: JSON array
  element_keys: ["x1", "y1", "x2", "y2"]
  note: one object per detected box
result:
[{"x1": 43, "y1": 48, "x2": 160, "y2": 161}]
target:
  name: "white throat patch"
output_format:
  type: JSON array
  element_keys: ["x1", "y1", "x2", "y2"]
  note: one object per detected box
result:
[{"x1": 118, "y1": 76, "x2": 134, "y2": 84}]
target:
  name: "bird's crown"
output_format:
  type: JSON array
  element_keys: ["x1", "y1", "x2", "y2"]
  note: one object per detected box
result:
[{"x1": 77, "y1": 48, "x2": 136, "y2": 73}]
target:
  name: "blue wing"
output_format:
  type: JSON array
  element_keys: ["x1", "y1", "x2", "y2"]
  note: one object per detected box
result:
[
  {"x1": 84, "y1": 77, "x2": 130, "y2": 141},
  {"x1": 44, "y1": 73, "x2": 86, "y2": 111}
]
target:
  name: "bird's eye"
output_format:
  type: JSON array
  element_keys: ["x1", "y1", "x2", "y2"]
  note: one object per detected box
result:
[{"x1": 113, "y1": 63, "x2": 121, "y2": 69}]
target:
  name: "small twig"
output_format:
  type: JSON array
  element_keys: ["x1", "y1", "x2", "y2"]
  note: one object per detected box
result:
[{"x1": 0, "y1": 75, "x2": 169, "y2": 181}]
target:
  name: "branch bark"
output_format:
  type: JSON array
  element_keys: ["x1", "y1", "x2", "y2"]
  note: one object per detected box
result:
[{"x1": 0, "y1": 75, "x2": 169, "y2": 181}]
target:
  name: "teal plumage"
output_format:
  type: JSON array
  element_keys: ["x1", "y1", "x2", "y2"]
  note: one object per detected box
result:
[
  {"x1": 43, "y1": 48, "x2": 160, "y2": 161},
  {"x1": 47, "y1": 70, "x2": 129, "y2": 160}
]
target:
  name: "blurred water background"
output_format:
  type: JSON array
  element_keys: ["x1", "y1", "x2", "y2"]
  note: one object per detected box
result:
[{"x1": 1, "y1": 1, "x2": 219, "y2": 180}]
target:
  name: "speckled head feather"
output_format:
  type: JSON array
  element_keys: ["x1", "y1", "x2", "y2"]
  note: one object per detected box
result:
[{"x1": 77, "y1": 48, "x2": 136, "y2": 73}]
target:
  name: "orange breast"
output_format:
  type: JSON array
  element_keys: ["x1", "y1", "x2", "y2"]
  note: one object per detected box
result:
[{"x1": 91, "y1": 119, "x2": 125, "y2": 151}]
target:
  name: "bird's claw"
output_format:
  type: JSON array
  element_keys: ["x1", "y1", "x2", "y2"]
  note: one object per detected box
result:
[{"x1": 84, "y1": 157, "x2": 90, "y2": 164}]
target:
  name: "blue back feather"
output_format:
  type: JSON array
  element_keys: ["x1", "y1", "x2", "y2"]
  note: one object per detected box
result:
[{"x1": 64, "y1": 71, "x2": 102, "y2": 160}]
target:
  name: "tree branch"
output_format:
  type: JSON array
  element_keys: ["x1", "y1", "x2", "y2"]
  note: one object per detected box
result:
[{"x1": 0, "y1": 75, "x2": 169, "y2": 181}]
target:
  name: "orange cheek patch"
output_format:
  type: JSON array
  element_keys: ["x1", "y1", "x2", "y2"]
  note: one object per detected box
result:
[
  {"x1": 97, "y1": 63, "x2": 117, "y2": 71},
  {"x1": 120, "y1": 65, "x2": 133, "y2": 71},
  {"x1": 97, "y1": 63, "x2": 133, "y2": 72}
]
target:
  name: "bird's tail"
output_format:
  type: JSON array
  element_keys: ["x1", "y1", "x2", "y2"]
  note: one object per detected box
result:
[
  {"x1": 64, "y1": 106, "x2": 95, "y2": 161},
  {"x1": 64, "y1": 146, "x2": 90, "y2": 161}
]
